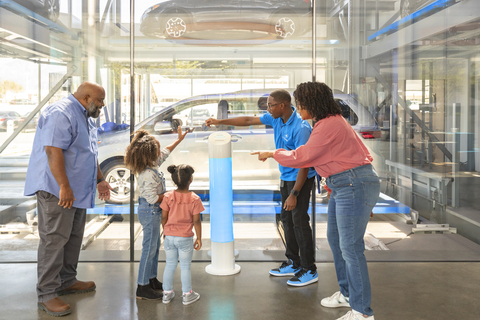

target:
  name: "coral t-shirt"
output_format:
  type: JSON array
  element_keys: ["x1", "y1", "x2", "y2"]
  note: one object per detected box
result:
[{"x1": 160, "y1": 191, "x2": 204, "y2": 237}]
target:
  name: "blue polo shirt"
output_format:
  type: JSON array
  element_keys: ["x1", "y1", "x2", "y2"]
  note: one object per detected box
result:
[
  {"x1": 259, "y1": 107, "x2": 316, "y2": 181},
  {"x1": 24, "y1": 95, "x2": 98, "y2": 209}
]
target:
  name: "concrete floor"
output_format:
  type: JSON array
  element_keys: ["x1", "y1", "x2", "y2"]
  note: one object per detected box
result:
[{"x1": 1, "y1": 261, "x2": 479, "y2": 320}]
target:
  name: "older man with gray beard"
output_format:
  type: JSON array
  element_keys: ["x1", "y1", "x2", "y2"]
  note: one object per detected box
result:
[{"x1": 24, "y1": 82, "x2": 113, "y2": 316}]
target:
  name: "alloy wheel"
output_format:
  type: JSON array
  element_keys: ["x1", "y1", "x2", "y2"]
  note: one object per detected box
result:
[
  {"x1": 275, "y1": 17, "x2": 295, "y2": 38},
  {"x1": 165, "y1": 17, "x2": 187, "y2": 38},
  {"x1": 105, "y1": 166, "x2": 134, "y2": 203}
]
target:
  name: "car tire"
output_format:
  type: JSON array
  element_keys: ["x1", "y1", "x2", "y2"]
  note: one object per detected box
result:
[
  {"x1": 103, "y1": 160, "x2": 137, "y2": 204},
  {"x1": 42, "y1": 0, "x2": 60, "y2": 22},
  {"x1": 163, "y1": 14, "x2": 189, "y2": 38},
  {"x1": 272, "y1": 14, "x2": 298, "y2": 39}
]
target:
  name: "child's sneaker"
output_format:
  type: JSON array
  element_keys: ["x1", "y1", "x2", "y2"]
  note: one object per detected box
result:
[
  {"x1": 182, "y1": 290, "x2": 200, "y2": 305},
  {"x1": 269, "y1": 259, "x2": 301, "y2": 277},
  {"x1": 162, "y1": 290, "x2": 175, "y2": 304}
]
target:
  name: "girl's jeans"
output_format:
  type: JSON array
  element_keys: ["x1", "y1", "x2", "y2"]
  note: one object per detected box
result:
[
  {"x1": 163, "y1": 236, "x2": 194, "y2": 293},
  {"x1": 137, "y1": 197, "x2": 161, "y2": 286},
  {"x1": 326, "y1": 164, "x2": 380, "y2": 317}
]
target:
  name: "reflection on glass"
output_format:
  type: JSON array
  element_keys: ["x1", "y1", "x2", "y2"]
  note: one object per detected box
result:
[{"x1": 140, "y1": 0, "x2": 313, "y2": 40}]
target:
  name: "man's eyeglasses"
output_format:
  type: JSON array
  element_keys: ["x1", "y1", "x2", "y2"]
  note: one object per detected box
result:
[{"x1": 267, "y1": 102, "x2": 282, "y2": 109}]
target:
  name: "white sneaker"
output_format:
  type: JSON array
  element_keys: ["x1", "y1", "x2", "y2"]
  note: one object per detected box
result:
[
  {"x1": 182, "y1": 290, "x2": 200, "y2": 305},
  {"x1": 162, "y1": 290, "x2": 175, "y2": 304},
  {"x1": 320, "y1": 291, "x2": 350, "y2": 308},
  {"x1": 337, "y1": 310, "x2": 374, "y2": 320}
]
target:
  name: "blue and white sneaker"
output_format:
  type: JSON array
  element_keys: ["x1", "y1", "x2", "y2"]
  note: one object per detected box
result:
[
  {"x1": 269, "y1": 260, "x2": 301, "y2": 277},
  {"x1": 287, "y1": 268, "x2": 318, "y2": 286}
]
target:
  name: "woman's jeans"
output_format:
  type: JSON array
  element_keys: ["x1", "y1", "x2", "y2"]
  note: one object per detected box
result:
[
  {"x1": 163, "y1": 236, "x2": 194, "y2": 293},
  {"x1": 326, "y1": 164, "x2": 380, "y2": 316},
  {"x1": 137, "y1": 197, "x2": 162, "y2": 286}
]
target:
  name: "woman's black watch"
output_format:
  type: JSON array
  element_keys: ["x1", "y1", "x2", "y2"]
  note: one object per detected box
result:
[{"x1": 290, "y1": 189, "x2": 300, "y2": 197}]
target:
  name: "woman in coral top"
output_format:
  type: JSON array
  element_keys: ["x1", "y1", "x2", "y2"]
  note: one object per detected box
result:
[{"x1": 253, "y1": 82, "x2": 380, "y2": 320}]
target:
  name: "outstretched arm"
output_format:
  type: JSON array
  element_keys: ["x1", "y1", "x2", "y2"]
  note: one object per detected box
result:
[
  {"x1": 251, "y1": 151, "x2": 274, "y2": 162},
  {"x1": 205, "y1": 116, "x2": 262, "y2": 127},
  {"x1": 165, "y1": 126, "x2": 191, "y2": 152}
]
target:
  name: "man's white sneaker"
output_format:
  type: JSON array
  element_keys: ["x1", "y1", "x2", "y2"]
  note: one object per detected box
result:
[
  {"x1": 320, "y1": 291, "x2": 350, "y2": 308},
  {"x1": 336, "y1": 310, "x2": 374, "y2": 320}
]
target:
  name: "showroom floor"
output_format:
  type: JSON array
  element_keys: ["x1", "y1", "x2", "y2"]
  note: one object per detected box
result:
[{"x1": 0, "y1": 261, "x2": 479, "y2": 320}]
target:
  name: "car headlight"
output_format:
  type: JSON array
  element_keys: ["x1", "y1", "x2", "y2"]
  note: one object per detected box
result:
[{"x1": 144, "y1": 4, "x2": 160, "y2": 14}]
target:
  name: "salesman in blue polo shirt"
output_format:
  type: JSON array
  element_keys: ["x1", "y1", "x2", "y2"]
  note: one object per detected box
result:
[
  {"x1": 205, "y1": 89, "x2": 318, "y2": 287},
  {"x1": 24, "y1": 82, "x2": 113, "y2": 317}
]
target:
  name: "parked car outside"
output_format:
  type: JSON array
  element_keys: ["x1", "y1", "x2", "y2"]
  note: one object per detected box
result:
[
  {"x1": 97, "y1": 88, "x2": 384, "y2": 203},
  {"x1": 9, "y1": 99, "x2": 36, "y2": 105},
  {"x1": 0, "y1": 110, "x2": 23, "y2": 131},
  {"x1": 12, "y1": 0, "x2": 60, "y2": 22},
  {"x1": 140, "y1": 0, "x2": 312, "y2": 40},
  {"x1": 5, "y1": 99, "x2": 37, "y2": 115}
]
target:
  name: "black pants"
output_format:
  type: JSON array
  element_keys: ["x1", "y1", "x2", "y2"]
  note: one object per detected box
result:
[{"x1": 280, "y1": 177, "x2": 316, "y2": 271}]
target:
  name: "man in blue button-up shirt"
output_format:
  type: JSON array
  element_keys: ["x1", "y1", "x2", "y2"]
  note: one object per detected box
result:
[
  {"x1": 24, "y1": 82, "x2": 113, "y2": 317},
  {"x1": 205, "y1": 89, "x2": 318, "y2": 287}
]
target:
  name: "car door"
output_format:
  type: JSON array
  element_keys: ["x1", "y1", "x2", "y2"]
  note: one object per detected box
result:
[{"x1": 8, "y1": 111, "x2": 21, "y2": 128}]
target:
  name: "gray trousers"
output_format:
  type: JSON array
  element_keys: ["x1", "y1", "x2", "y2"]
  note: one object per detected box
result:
[{"x1": 36, "y1": 191, "x2": 86, "y2": 302}]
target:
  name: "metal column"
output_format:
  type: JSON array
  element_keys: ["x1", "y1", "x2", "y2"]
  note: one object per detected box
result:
[{"x1": 452, "y1": 103, "x2": 461, "y2": 208}]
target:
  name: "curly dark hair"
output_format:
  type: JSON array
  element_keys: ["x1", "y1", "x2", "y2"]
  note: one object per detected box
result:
[
  {"x1": 293, "y1": 82, "x2": 341, "y2": 121},
  {"x1": 124, "y1": 130, "x2": 159, "y2": 175},
  {"x1": 167, "y1": 164, "x2": 195, "y2": 190}
]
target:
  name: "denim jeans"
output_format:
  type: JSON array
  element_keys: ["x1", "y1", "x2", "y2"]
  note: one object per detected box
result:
[
  {"x1": 137, "y1": 197, "x2": 162, "y2": 286},
  {"x1": 163, "y1": 236, "x2": 194, "y2": 293},
  {"x1": 280, "y1": 176, "x2": 316, "y2": 270},
  {"x1": 326, "y1": 164, "x2": 380, "y2": 316}
]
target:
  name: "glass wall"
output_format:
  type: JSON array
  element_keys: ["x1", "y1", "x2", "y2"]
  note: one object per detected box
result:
[
  {"x1": 1, "y1": 0, "x2": 480, "y2": 261},
  {"x1": 131, "y1": 0, "x2": 314, "y2": 258},
  {"x1": 0, "y1": 0, "x2": 131, "y2": 258}
]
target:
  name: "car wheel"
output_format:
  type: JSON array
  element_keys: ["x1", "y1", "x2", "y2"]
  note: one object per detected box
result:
[
  {"x1": 400, "y1": 0, "x2": 412, "y2": 18},
  {"x1": 273, "y1": 15, "x2": 297, "y2": 38},
  {"x1": 43, "y1": 0, "x2": 60, "y2": 22},
  {"x1": 103, "y1": 161, "x2": 136, "y2": 204},
  {"x1": 164, "y1": 15, "x2": 188, "y2": 38}
]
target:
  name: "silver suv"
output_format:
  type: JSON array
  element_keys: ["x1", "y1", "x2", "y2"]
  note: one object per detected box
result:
[{"x1": 98, "y1": 88, "x2": 383, "y2": 203}]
